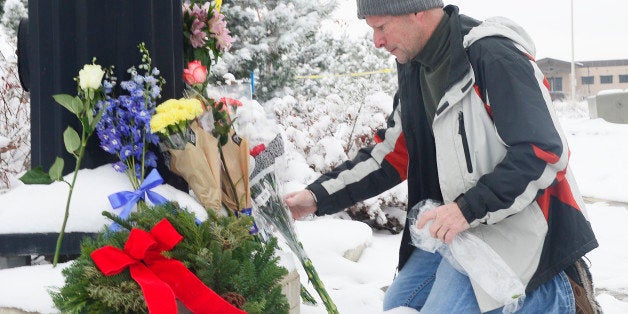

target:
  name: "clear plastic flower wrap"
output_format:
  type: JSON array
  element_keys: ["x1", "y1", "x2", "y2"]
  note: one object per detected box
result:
[{"x1": 408, "y1": 199, "x2": 526, "y2": 313}]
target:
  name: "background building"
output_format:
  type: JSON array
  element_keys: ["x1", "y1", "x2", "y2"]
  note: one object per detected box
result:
[{"x1": 537, "y1": 58, "x2": 628, "y2": 100}]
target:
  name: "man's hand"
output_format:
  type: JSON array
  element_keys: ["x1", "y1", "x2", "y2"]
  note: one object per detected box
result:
[
  {"x1": 417, "y1": 202, "x2": 470, "y2": 244},
  {"x1": 283, "y1": 190, "x2": 318, "y2": 220}
]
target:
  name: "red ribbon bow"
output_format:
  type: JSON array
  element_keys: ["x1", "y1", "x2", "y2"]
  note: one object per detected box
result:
[{"x1": 91, "y1": 219, "x2": 245, "y2": 314}]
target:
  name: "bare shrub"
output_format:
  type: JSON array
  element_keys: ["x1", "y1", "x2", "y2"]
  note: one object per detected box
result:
[{"x1": 0, "y1": 35, "x2": 30, "y2": 193}]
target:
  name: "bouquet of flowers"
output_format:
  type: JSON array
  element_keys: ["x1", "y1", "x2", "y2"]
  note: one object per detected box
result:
[
  {"x1": 182, "y1": 0, "x2": 234, "y2": 72},
  {"x1": 151, "y1": 95, "x2": 224, "y2": 212},
  {"x1": 95, "y1": 43, "x2": 163, "y2": 189},
  {"x1": 209, "y1": 97, "x2": 251, "y2": 214},
  {"x1": 95, "y1": 43, "x2": 170, "y2": 229},
  {"x1": 172, "y1": 57, "x2": 252, "y2": 217},
  {"x1": 249, "y1": 136, "x2": 338, "y2": 314}
]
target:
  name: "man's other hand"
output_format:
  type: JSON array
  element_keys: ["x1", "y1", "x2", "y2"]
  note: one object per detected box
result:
[{"x1": 417, "y1": 202, "x2": 470, "y2": 244}]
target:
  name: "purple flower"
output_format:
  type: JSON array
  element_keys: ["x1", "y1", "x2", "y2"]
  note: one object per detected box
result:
[{"x1": 190, "y1": 18, "x2": 208, "y2": 48}]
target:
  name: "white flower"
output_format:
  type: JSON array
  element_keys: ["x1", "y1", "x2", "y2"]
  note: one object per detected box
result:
[{"x1": 78, "y1": 64, "x2": 105, "y2": 90}]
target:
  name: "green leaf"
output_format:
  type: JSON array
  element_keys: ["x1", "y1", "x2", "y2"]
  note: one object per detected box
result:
[
  {"x1": 90, "y1": 107, "x2": 106, "y2": 131},
  {"x1": 86, "y1": 110, "x2": 94, "y2": 130},
  {"x1": 19, "y1": 166, "x2": 54, "y2": 185},
  {"x1": 48, "y1": 157, "x2": 65, "y2": 181},
  {"x1": 53, "y1": 94, "x2": 83, "y2": 116},
  {"x1": 63, "y1": 127, "x2": 81, "y2": 155},
  {"x1": 80, "y1": 115, "x2": 90, "y2": 134}
]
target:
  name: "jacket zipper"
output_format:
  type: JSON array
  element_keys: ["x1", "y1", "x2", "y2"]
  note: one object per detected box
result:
[{"x1": 458, "y1": 111, "x2": 473, "y2": 173}]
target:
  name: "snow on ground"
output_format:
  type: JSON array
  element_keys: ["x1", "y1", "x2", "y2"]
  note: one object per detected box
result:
[{"x1": 0, "y1": 166, "x2": 208, "y2": 234}]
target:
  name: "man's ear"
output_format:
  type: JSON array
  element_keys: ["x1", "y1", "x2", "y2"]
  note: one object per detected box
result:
[{"x1": 413, "y1": 11, "x2": 426, "y2": 21}]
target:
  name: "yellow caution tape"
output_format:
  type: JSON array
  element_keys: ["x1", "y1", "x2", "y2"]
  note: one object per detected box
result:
[{"x1": 295, "y1": 68, "x2": 396, "y2": 79}]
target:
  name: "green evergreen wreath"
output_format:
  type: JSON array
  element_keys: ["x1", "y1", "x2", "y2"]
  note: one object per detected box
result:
[{"x1": 50, "y1": 202, "x2": 290, "y2": 313}]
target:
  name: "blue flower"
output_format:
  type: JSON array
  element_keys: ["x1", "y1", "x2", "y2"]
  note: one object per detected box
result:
[
  {"x1": 103, "y1": 80, "x2": 115, "y2": 94},
  {"x1": 112, "y1": 161, "x2": 127, "y2": 173},
  {"x1": 120, "y1": 145, "x2": 134, "y2": 161},
  {"x1": 132, "y1": 88, "x2": 144, "y2": 98},
  {"x1": 151, "y1": 86, "x2": 161, "y2": 99},
  {"x1": 120, "y1": 80, "x2": 137, "y2": 92},
  {"x1": 133, "y1": 75, "x2": 144, "y2": 85},
  {"x1": 145, "y1": 152, "x2": 157, "y2": 168},
  {"x1": 95, "y1": 54, "x2": 163, "y2": 185},
  {"x1": 144, "y1": 75, "x2": 157, "y2": 86}
]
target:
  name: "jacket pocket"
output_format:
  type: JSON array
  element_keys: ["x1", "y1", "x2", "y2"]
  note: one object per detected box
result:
[{"x1": 458, "y1": 111, "x2": 473, "y2": 173}]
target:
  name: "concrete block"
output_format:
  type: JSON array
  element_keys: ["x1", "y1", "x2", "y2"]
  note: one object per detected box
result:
[
  {"x1": 280, "y1": 269, "x2": 301, "y2": 314},
  {"x1": 592, "y1": 91, "x2": 628, "y2": 124}
]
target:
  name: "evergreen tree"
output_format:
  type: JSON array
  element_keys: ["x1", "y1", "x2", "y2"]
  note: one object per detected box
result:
[{"x1": 218, "y1": 0, "x2": 336, "y2": 101}]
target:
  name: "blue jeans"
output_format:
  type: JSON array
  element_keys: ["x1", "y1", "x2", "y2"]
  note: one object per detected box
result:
[{"x1": 383, "y1": 248, "x2": 575, "y2": 313}]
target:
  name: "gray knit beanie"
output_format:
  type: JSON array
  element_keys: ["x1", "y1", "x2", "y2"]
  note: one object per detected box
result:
[{"x1": 356, "y1": 0, "x2": 444, "y2": 19}]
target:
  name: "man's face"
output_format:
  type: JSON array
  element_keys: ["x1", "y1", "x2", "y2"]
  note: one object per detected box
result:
[{"x1": 366, "y1": 14, "x2": 425, "y2": 64}]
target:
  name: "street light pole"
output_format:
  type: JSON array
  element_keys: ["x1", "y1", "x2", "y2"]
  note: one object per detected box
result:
[{"x1": 570, "y1": 0, "x2": 577, "y2": 103}]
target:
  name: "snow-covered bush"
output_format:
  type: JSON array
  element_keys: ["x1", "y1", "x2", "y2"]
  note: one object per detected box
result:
[
  {"x1": 0, "y1": 32, "x2": 29, "y2": 193},
  {"x1": 267, "y1": 88, "x2": 407, "y2": 233},
  {"x1": 1, "y1": 0, "x2": 27, "y2": 37}
]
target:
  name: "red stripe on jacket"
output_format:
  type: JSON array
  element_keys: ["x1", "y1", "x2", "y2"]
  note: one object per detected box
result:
[
  {"x1": 534, "y1": 146, "x2": 580, "y2": 220},
  {"x1": 474, "y1": 84, "x2": 493, "y2": 118},
  {"x1": 375, "y1": 133, "x2": 409, "y2": 180}
]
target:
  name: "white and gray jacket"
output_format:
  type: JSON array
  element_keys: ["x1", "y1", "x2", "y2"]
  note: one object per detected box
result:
[{"x1": 308, "y1": 5, "x2": 597, "y2": 312}]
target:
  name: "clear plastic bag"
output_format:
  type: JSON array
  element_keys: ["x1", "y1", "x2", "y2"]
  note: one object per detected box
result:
[{"x1": 408, "y1": 199, "x2": 526, "y2": 313}]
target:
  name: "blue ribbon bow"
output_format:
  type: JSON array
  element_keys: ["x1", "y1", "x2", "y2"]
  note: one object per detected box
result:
[{"x1": 108, "y1": 168, "x2": 168, "y2": 231}]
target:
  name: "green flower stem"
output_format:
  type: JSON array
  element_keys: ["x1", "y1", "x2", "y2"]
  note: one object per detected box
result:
[
  {"x1": 218, "y1": 144, "x2": 238, "y2": 216},
  {"x1": 300, "y1": 285, "x2": 317, "y2": 305},
  {"x1": 52, "y1": 136, "x2": 88, "y2": 267},
  {"x1": 301, "y1": 257, "x2": 339, "y2": 314},
  {"x1": 251, "y1": 171, "x2": 339, "y2": 313}
]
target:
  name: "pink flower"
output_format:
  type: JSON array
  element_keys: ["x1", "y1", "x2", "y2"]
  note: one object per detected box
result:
[
  {"x1": 209, "y1": 10, "x2": 235, "y2": 51},
  {"x1": 183, "y1": 2, "x2": 210, "y2": 22},
  {"x1": 189, "y1": 18, "x2": 207, "y2": 48},
  {"x1": 183, "y1": 60, "x2": 207, "y2": 85}
]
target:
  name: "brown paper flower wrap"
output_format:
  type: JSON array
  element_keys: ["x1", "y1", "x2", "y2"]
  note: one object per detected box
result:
[
  {"x1": 168, "y1": 121, "x2": 222, "y2": 212},
  {"x1": 219, "y1": 130, "x2": 251, "y2": 213}
]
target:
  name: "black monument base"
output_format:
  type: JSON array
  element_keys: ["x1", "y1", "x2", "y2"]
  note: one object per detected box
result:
[{"x1": 0, "y1": 232, "x2": 96, "y2": 258}]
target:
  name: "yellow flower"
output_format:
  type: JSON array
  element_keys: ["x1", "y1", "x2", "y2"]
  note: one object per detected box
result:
[
  {"x1": 151, "y1": 98, "x2": 203, "y2": 135},
  {"x1": 149, "y1": 113, "x2": 168, "y2": 134}
]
